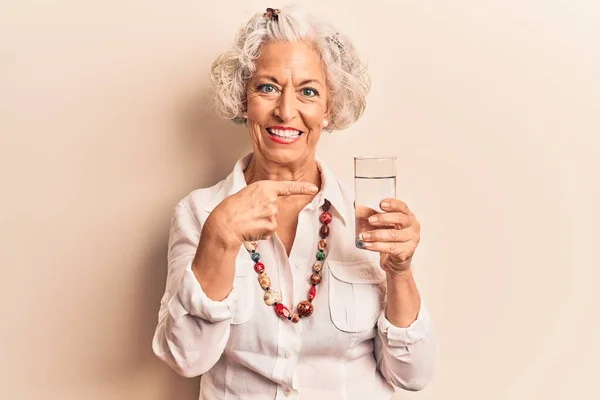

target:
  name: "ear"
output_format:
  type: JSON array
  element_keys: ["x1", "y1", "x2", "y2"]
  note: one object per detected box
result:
[
  {"x1": 323, "y1": 100, "x2": 332, "y2": 128},
  {"x1": 323, "y1": 105, "x2": 331, "y2": 129},
  {"x1": 322, "y1": 105, "x2": 330, "y2": 129}
]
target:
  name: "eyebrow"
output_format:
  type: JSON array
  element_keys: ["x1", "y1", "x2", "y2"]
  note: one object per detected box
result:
[{"x1": 255, "y1": 75, "x2": 323, "y2": 87}]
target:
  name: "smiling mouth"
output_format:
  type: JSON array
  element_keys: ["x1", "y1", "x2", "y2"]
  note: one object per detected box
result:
[{"x1": 266, "y1": 128, "x2": 303, "y2": 139}]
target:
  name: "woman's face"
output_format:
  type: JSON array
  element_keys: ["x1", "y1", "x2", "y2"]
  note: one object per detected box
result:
[{"x1": 245, "y1": 40, "x2": 329, "y2": 166}]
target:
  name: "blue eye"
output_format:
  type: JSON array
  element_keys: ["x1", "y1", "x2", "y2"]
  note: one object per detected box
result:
[
  {"x1": 258, "y1": 84, "x2": 277, "y2": 93},
  {"x1": 301, "y1": 87, "x2": 319, "y2": 97}
]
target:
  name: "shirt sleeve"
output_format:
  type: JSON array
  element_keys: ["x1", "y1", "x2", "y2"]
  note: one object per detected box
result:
[
  {"x1": 152, "y1": 200, "x2": 234, "y2": 378},
  {"x1": 374, "y1": 303, "x2": 438, "y2": 391}
]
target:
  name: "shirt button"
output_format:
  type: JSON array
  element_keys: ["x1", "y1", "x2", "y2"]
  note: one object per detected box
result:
[
  {"x1": 284, "y1": 389, "x2": 292, "y2": 396},
  {"x1": 359, "y1": 271, "x2": 367, "y2": 278},
  {"x1": 295, "y1": 263, "x2": 301, "y2": 269},
  {"x1": 285, "y1": 351, "x2": 293, "y2": 358}
]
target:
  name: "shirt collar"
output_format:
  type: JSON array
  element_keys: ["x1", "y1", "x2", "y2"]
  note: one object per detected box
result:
[{"x1": 204, "y1": 153, "x2": 349, "y2": 225}]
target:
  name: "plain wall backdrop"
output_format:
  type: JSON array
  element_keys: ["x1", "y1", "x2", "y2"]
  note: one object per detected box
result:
[{"x1": 1, "y1": 1, "x2": 598, "y2": 399}]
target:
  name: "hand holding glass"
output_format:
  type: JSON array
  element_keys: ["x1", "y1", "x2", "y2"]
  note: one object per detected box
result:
[{"x1": 354, "y1": 156, "x2": 397, "y2": 248}]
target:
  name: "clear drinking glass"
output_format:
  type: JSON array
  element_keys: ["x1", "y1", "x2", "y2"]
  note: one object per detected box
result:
[{"x1": 354, "y1": 156, "x2": 397, "y2": 248}]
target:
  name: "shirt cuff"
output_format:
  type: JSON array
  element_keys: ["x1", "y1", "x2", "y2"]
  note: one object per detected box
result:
[
  {"x1": 169, "y1": 262, "x2": 235, "y2": 323},
  {"x1": 377, "y1": 303, "x2": 434, "y2": 347}
]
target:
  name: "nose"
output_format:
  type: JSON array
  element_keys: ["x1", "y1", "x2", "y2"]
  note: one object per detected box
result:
[{"x1": 273, "y1": 88, "x2": 297, "y2": 122}]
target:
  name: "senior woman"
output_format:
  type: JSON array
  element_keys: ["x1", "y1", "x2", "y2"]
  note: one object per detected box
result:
[{"x1": 153, "y1": 6, "x2": 437, "y2": 400}]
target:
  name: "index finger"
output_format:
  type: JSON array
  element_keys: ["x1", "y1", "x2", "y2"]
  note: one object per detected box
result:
[
  {"x1": 271, "y1": 181, "x2": 319, "y2": 196},
  {"x1": 380, "y1": 198, "x2": 412, "y2": 215},
  {"x1": 354, "y1": 204, "x2": 379, "y2": 219}
]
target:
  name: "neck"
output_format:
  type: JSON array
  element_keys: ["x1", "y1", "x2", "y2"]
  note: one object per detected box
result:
[{"x1": 244, "y1": 154, "x2": 322, "y2": 189}]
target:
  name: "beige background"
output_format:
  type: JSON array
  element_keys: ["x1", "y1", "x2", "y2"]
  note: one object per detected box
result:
[{"x1": 1, "y1": 0, "x2": 598, "y2": 399}]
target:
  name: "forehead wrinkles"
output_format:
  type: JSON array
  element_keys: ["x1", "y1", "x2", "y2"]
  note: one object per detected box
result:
[
  {"x1": 258, "y1": 69, "x2": 315, "y2": 87},
  {"x1": 258, "y1": 43, "x2": 319, "y2": 68},
  {"x1": 255, "y1": 43, "x2": 325, "y2": 86}
]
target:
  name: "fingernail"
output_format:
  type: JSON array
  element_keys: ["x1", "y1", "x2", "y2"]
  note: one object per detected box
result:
[
  {"x1": 368, "y1": 216, "x2": 378, "y2": 223},
  {"x1": 361, "y1": 233, "x2": 371, "y2": 240},
  {"x1": 381, "y1": 201, "x2": 390, "y2": 209}
]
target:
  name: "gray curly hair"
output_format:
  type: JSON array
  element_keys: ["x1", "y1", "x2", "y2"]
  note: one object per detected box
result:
[{"x1": 209, "y1": 6, "x2": 371, "y2": 132}]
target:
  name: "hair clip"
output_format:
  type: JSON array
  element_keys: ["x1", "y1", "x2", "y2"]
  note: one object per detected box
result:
[
  {"x1": 264, "y1": 8, "x2": 280, "y2": 22},
  {"x1": 326, "y1": 33, "x2": 345, "y2": 52}
]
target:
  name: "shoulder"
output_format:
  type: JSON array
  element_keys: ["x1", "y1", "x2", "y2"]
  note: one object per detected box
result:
[
  {"x1": 317, "y1": 157, "x2": 354, "y2": 200},
  {"x1": 330, "y1": 173, "x2": 355, "y2": 206},
  {"x1": 336, "y1": 177, "x2": 354, "y2": 199},
  {"x1": 173, "y1": 180, "x2": 226, "y2": 220}
]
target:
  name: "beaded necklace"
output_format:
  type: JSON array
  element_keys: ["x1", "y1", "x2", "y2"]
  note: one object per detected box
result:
[{"x1": 244, "y1": 199, "x2": 332, "y2": 323}]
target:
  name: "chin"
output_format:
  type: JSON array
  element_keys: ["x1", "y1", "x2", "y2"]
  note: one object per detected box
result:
[{"x1": 264, "y1": 147, "x2": 309, "y2": 165}]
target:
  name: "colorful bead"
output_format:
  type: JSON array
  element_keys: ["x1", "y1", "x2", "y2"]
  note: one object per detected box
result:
[
  {"x1": 244, "y1": 241, "x2": 258, "y2": 252},
  {"x1": 254, "y1": 262, "x2": 265, "y2": 273},
  {"x1": 316, "y1": 250, "x2": 326, "y2": 261},
  {"x1": 264, "y1": 290, "x2": 281, "y2": 306},
  {"x1": 275, "y1": 303, "x2": 291, "y2": 319},
  {"x1": 248, "y1": 198, "x2": 335, "y2": 323},
  {"x1": 319, "y1": 224, "x2": 330, "y2": 238},
  {"x1": 258, "y1": 273, "x2": 271, "y2": 290},
  {"x1": 312, "y1": 261, "x2": 323, "y2": 273},
  {"x1": 310, "y1": 273, "x2": 322, "y2": 285},
  {"x1": 319, "y1": 212, "x2": 333, "y2": 224},
  {"x1": 297, "y1": 300, "x2": 314, "y2": 317},
  {"x1": 308, "y1": 285, "x2": 317, "y2": 301}
]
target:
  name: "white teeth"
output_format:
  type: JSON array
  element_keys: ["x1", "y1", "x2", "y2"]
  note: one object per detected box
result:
[{"x1": 269, "y1": 129, "x2": 301, "y2": 138}]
